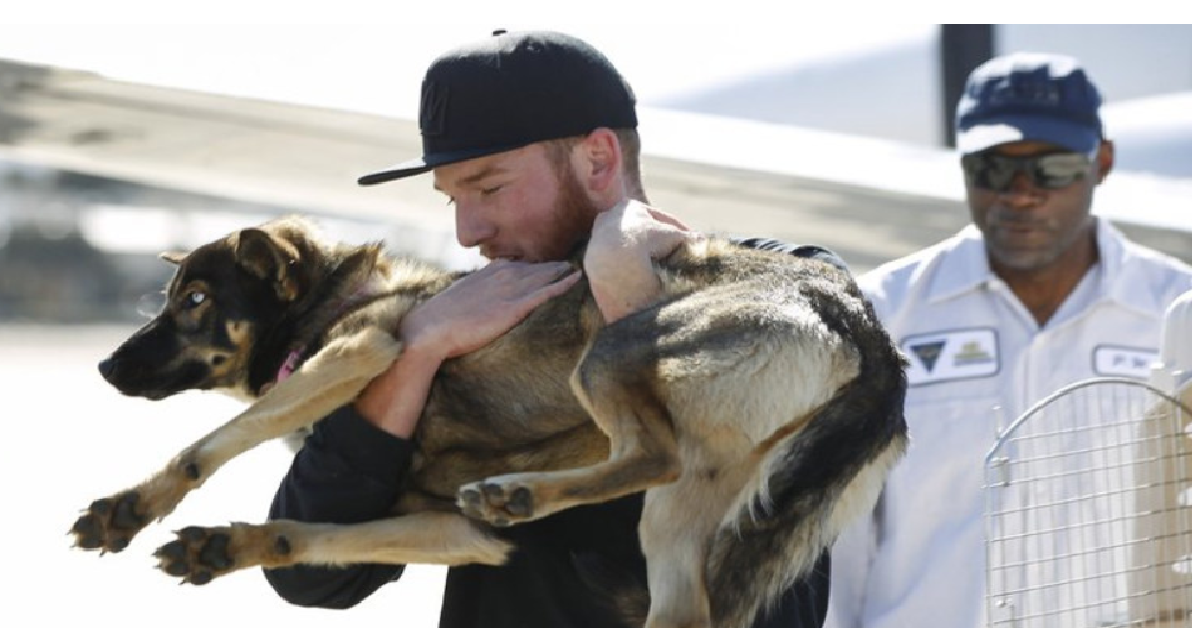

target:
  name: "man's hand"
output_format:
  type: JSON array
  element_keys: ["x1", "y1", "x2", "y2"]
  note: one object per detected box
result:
[
  {"x1": 585, "y1": 200, "x2": 697, "y2": 323},
  {"x1": 356, "y1": 260, "x2": 581, "y2": 437},
  {"x1": 401, "y1": 259, "x2": 581, "y2": 359}
]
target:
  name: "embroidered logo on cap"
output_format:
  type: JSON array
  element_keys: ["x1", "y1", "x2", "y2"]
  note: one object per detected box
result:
[
  {"x1": 901, "y1": 328, "x2": 999, "y2": 386},
  {"x1": 420, "y1": 81, "x2": 450, "y2": 137},
  {"x1": 989, "y1": 75, "x2": 1062, "y2": 107}
]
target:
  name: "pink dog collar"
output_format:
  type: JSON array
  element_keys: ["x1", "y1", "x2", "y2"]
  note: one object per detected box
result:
[{"x1": 276, "y1": 349, "x2": 303, "y2": 383}]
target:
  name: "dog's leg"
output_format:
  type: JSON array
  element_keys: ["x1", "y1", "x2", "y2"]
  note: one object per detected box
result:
[
  {"x1": 458, "y1": 337, "x2": 681, "y2": 526},
  {"x1": 640, "y1": 437, "x2": 762, "y2": 628},
  {"x1": 153, "y1": 512, "x2": 512, "y2": 585},
  {"x1": 71, "y1": 327, "x2": 400, "y2": 553},
  {"x1": 639, "y1": 485, "x2": 715, "y2": 628}
]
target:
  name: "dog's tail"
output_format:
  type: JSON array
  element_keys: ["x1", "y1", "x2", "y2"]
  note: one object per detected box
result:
[{"x1": 705, "y1": 297, "x2": 909, "y2": 628}]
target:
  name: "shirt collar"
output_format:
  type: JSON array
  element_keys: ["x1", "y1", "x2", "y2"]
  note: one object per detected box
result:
[
  {"x1": 924, "y1": 217, "x2": 1163, "y2": 315},
  {"x1": 925, "y1": 225, "x2": 992, "y2": 304},
  {"x1": 1092, "y1": 217, "x2": 1166, "y2": 317}
]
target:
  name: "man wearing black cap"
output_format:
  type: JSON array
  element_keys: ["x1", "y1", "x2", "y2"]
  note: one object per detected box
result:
[
  {"x1": 826, "y1": 53, "x2": 1191, "y2": 628},
  {"x1": 264, "y1": 30, "x2": 838, "y2": 628}
]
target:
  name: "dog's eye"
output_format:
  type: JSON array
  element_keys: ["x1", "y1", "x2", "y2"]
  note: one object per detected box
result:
[{"x1": 184, "y1": 291, "x2": 207, "y2": 309}]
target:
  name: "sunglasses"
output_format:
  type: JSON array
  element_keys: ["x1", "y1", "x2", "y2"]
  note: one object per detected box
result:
[{"x1": 961, "y1": 151, "x2": 1094, "y2": 192}]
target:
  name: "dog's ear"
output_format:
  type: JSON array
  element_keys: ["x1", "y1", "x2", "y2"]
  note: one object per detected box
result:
[
  {"x1": 160, "y1": 251, "x2": 186, "y2": 265},
  {"x1": 234, "y1": 228, "x2": 302, "y2": 302}
]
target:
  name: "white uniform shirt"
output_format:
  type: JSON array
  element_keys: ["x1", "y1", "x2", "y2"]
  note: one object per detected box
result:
[{"x1": 826, "y1": 218, "x2": 1191, "y2": 628}]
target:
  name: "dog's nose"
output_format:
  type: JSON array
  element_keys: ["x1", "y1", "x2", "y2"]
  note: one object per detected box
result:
[{"x1": 98, "y1": 357, "x2": 116, "y2": 380}]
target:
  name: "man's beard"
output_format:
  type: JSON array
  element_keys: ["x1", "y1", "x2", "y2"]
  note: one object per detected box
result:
[{"x1": 539, "y1": 168, "x2": 600, "y2": 261}]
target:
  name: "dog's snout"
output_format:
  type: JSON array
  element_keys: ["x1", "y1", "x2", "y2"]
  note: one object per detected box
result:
[{"x1": 98, "y1": 356, "x2": 117, "y2": 381}]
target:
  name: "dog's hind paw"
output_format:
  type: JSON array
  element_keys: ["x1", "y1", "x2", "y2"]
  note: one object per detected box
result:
[
  {"x1": 457, "y1": 479, "x2": 536, "y2": 527},
  {"x1": 70, "y1": 490, "x2": 148, "y2": 553}
]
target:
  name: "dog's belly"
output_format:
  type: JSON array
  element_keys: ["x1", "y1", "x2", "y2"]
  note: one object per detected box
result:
[
  {"x1": 407, "y1": 358, "x2": 606, "y2": 500},
  {"x1": 409, "y1": 402, "x2": 606, "y2": 502}
]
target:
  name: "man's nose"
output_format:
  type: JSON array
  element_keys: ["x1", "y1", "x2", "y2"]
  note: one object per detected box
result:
[
  {"x1": 997, "y1": 172, "x2": 1045, "y2": 206},
  {"x1": 455, "y1": 203, "x2": 493, "y2": 248}
]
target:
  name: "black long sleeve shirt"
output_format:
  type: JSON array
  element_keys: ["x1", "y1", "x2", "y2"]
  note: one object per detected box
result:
[{"x1": 265, "y1": 239, "x2": 845, "y2": 628}]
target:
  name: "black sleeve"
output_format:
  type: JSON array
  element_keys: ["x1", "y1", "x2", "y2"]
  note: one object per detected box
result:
[
  {"x1": 263, "y1": 404, "x2": 416, "y2": 609},
  {"x1": 731, "y1": 236, "x2": 850, "y2": 273},
  {"x1": 791, "y1": 549, "x2": 830, "y2": 628},
  {"x1": 748, "y1": 541, "x2": 831, "y2": 628}
]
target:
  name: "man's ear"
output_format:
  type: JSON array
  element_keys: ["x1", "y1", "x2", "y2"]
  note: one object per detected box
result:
[
  {"x1": 1094, "y1": 139, "x2": 1115, "y2": 184},
  {"x1": 577, "y1": 128, "x2": 622, "y2": 196},
  {"x1": 233, "y1": 228, "x2": 302, "y2": 302}
]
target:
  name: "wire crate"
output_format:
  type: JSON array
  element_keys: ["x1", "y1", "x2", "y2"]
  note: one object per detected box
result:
[{"x1": 985, "y1": 377, "x2": 1191, "y2": 627}]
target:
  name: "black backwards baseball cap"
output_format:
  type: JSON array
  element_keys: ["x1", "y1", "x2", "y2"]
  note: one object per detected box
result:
[
  {"x1": 955, "y1": 52, "x2": 1104, "y2": 156},
  {"x1": 358, "y1": 29, "x2": 638, "y2": 185}
]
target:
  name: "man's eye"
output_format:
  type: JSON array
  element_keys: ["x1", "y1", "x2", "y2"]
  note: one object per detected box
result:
[{"x1": 481, "y1": 185, "x2": 502, "y2": 196}]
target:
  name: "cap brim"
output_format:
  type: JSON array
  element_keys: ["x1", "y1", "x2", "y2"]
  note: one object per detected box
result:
[
  {"x1": 357, "y1": 157, "x2": 433, "y2": 186},
  {"x1": 957, "y1": 115, "x2": 1101, "y2": 155},
  {"x1": 357, "y1": 143, "x2": 532, "y2": 186}
]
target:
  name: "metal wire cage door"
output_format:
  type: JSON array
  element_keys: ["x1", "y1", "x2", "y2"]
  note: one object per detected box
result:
[{"x1": 985, "y1": 377, "x2": 1192, "y2": 627}]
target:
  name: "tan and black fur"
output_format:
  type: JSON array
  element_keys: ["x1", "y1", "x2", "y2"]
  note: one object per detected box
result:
[{"x1": 71, "y1": 215, "x2": 907, "y2": 628}]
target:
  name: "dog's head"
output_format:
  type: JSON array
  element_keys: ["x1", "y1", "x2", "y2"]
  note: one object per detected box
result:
[{"x1": 98, "y1": 216, "x2": 329, "y2": 400}]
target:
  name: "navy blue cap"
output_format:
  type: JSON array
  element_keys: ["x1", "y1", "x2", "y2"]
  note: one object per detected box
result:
[
  {"x1": 359, "y1": 30, "x2": 638, "y2": 185},
  {"x1": 955, "y1": 52, "x2": 1104, "y2": 155}
]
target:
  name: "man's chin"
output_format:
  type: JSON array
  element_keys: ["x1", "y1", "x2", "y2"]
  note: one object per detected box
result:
[{"x1": 988, "y1": 247, "x2": 1057, "y2": 272}]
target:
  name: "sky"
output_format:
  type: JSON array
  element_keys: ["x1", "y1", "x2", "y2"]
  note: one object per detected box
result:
[
  {"x1": 0, "y1": 16, "x2": 1189, "y2": 164},
  {"x1": 0, "y1": 6, "x2": 1191, "y2": 117},
  {"x1": 0, "y1": 14, "x2": 934, "y2": 120}
]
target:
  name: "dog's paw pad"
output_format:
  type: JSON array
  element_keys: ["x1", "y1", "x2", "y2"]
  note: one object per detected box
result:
[
  {"x1": 155, "y1": 527, "x2": 236, "y2": 585},
  {"x1": 503, "y1": 487, "x2": 533, "y2": 517},
  {"x1": 457, "y1": 481, "x2": 535, "y2": 526},
  {"x1": 70, "y1": 491, "x2": 147, "y2": 553}
]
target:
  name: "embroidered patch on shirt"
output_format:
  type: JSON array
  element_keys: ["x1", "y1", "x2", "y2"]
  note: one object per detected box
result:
[
  {"x1": 901, "y1": 328, "x2": 1000, "y2": 386},
  {"x1": 1093, "y1": 345, "x2": 1158, "y2": 378}
]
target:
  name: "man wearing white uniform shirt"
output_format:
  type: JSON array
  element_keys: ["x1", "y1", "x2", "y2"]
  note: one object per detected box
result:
[{"x1": 826, "y1": 53, "x2": 1191, "y2": 628}]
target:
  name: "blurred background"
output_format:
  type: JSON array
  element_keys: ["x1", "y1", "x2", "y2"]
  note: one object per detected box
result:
[
  {"x1": 0, "y1": 22, "x2": 1191, "y2": 321},
  {"x1": 0, "y1": 13, "x2": 1191, "y2": 628}
]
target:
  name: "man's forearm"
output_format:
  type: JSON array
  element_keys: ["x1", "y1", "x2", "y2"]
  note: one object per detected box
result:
[
  {"x1": 265, "y1": 405, "x2": 415, "y2": 607},
  {"x1": 354, "y1": 343, "x2": 444, "y2": 438}
]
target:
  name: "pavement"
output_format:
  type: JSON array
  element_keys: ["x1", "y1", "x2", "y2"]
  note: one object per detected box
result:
[{"x1": 0, "y1": 58, "x2": 1190, "y2": 275}]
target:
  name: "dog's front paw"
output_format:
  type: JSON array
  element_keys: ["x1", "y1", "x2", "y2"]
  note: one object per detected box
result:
[
  {"x1": 457, "y1": 479, "x2": 536, "y2": 527},
  {"x1": 156, "y1": 522, "x2": 301, "y2": 584},
  {"x1": 70, "y1": 490, "x2": 148, "y2": 553},
  {"x1": 156, "y1": 525, "x2": 251, "y2": 585}
]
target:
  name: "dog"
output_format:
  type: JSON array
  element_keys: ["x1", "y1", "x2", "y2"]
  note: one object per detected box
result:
[{"x1": 71, "y1": 215, "x2": 907, "y2": 628}]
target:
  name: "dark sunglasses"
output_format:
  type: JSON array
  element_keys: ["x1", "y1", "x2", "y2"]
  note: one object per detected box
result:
[{"x1": 961, "y1": 151, "x2": 1094, "y2": 192}]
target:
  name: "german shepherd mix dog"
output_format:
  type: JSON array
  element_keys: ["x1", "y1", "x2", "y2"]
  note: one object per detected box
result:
[{"x1": 71, "y1": 215, "x2": 907, "y2": 628}]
